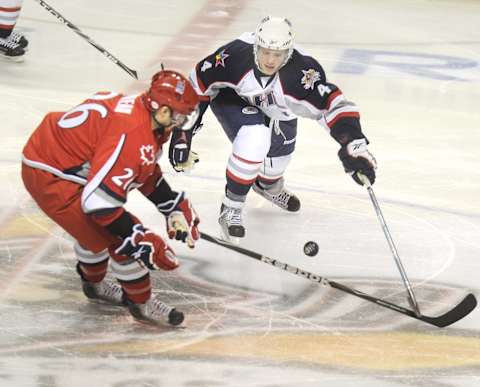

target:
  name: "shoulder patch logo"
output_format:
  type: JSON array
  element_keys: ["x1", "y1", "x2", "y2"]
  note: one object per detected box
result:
[
  {"x1": 140, "y1": 144, "x2": 155, "y2": 165},
  {"x1": 301, "y1": 69, "x2": 321, "y2": 90},
  {"x1": 201, "y1": 61, "x2": 212, "y2": 72},
  {"x1": 215, "y1": 49, "x2": 229, "y2": 68}
]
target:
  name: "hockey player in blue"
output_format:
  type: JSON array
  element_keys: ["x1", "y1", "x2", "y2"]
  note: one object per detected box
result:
[{"x1": 174, "y1": 16, "x2": 377, "y2": 240}]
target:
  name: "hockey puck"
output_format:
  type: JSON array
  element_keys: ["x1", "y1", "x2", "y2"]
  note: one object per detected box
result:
[{"x1": 303, "y1": 241, "x2": 319, "y2": 257}]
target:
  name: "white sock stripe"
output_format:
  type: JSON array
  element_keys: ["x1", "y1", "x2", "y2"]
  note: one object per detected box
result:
[
  {"x1": 76, "y1": 255, "x2": 109, "y2": 265},
  {"x1": 226, "y1": 165, "x2": 259, "y2": 182},
  {"x1": 0, "y1": 13, "x2": 20, "y2": 24},
  {"x1": 227, "y1": 157, "x2": 262, "y2": 180},
  {"x1": 0, "y1": 0, "x2": 23, "y2": 8},
  {"x1": 125, "y1": 284, "x2": 151, "y2": 295},
  {"x1": 110, "y1": 259, "x2": 149, "y2": 281},
  {"x1": 74, "y1": 244, "x2": 109, "y2": 264},
  {"x1": 74, "y1": 242, "x2": 107, "y2": 256}
]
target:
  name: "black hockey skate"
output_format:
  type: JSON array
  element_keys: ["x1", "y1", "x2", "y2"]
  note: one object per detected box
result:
[
  {"x1": 7, "y1": 31, "x2": 28, "y2": 49},
  {"x1": 0, "y1": 36, "x2": 25, "y2": 61},
  {"x1": 81, "y1": 279, "x2": 127, "y2": 306},
  {"x1": 127, "y1": 298, "x2": 184, "y2": 326},
  {"x1": 252, "y1": 179, "x2": 300, "y2": 212}
]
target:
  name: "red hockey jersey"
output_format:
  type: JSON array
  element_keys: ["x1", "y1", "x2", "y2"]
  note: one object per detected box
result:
[{"x1": 22, "y1": 92, "x2": 170, "y2": 224}]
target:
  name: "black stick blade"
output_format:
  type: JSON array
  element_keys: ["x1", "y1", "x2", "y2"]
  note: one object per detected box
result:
[
  {"x1": 421, "y1": 293, "x2": 477, "y2": 328},
  {"x1": 199, "y1": 232, "x2": 477, "y2": 328}
]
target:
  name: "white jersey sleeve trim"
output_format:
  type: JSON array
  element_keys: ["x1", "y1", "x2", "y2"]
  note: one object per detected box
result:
[
  {"x1": 328, "y1": 93, "x2": 346, "y2": 110},
  {"x1": 283, "y1": 94, "x2": 325, "y2": 118},
  {"x1": 81, "y1": 134, "x2": 126, "y2": 214},
  {"x1": 237, "y1": 32, "x2": 255, "y2": 44},
  {"x1": 324, "y1": 105, "x2": 360, "y2": 125},
  {"x1": 189, "y1": 67, "x2": 223, "y2": 98},
  {"x1": 21, "y1": 155, "x2": 87, "y2": 185},
  {"x1": 189, "y1": 69, "x2": 204, "y2": 96}
]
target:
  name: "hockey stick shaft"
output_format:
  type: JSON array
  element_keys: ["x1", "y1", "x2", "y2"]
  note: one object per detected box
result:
[
  {"x1": 357, "y1": 174, "x2": 421, "y2": 316},
  {"x1": 33, "y1": 0, "x2": 138, "y2": 79},
  {"x1": 199, "y1": 232, "x2": 476, "y2": 327}
]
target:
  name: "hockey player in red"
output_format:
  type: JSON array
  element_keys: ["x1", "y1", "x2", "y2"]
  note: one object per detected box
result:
[{"x1": 22, "y1": 70, "x2": 200, "y2": 326}]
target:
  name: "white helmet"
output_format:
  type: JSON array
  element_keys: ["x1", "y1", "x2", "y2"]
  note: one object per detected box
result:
[{"x1": 254, "y1": 16, "x2": 294, "y2": 70}]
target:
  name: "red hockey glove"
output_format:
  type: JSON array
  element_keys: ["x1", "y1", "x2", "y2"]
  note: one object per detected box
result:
[
  {"x1": 338, "y1": 138, "x2": 377, "y2": 185},
  {"x1": 114, "y1": 224, "x2": 179, "y2": 270},
  {"x1": 156, "y1": 191, "x2": 200, "y2": 248}
]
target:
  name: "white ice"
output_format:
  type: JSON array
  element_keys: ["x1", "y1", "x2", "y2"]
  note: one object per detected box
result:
[{"x1": 1, "y1": 0, "x2": 480, "y2": 386}]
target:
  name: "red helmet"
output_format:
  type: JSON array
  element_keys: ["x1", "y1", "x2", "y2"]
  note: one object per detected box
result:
[{"x1": 144, "y1": 70, "x2": 199, "y2": 115}]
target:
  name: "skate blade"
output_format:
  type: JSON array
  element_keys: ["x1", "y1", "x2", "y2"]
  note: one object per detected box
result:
[
  {"x1": 224, "y1": 235, "x2": 241, "y2": 245},
  {"x1": 84, "y1": 295, "x2": 127, "y2": 307},
  {"x1": 130, "y1": 315, "x2": 185, "y2": 328},
  {"x1": 0, "y1": 55, "x2": 25, "y2": 63},
  {"x1": 219, "y1": 226, "x2": 241, "y2": 245}
]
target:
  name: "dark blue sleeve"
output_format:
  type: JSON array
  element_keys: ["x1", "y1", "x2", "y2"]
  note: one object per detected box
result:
[
  {"x1": 194, "y1": 39, "x2": 255, "y2": 94},
  {"x1": 281, "y1": 50, "x2": 366, "y2": 145}
]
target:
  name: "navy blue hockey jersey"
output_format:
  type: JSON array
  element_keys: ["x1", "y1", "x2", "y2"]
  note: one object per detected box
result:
[{"x1": 190, "y1": 32, "x2": 365, "y2": 144}]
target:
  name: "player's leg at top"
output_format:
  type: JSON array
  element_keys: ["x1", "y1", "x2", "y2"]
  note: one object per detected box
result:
[{"x1": 0, "y1": 0, "x2": 28, "y2": 61}]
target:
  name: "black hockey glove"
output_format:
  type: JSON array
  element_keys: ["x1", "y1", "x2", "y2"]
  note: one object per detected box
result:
[
  {"x1": 338, "y1": 138, "x2": 377, "y2": 185},
  {"x1": 168, "y1": 127, "x2": 199, "y2": 172}
]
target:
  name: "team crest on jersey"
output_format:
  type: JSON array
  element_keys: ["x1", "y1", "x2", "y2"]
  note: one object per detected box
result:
[
  {"x1": 215, "y1": 49, "x2": 229, "y2": 68},
  {"x1": 301, "y1": 69, "x2": 321, "y2": 90},
  {"x1": 140, "y1": 144, "x2": 155, "y2": 165}
]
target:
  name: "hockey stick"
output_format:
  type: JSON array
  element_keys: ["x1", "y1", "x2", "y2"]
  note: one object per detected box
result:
[
  {"x1": 33, "y1": 0, "x2": 138, "y2": 79},
  {"x1": 200, "y1": 232, "x2": 477, "y2": 328},
  {"x1": 357, "y1": 173, "x2": 421, "y2": 317}
]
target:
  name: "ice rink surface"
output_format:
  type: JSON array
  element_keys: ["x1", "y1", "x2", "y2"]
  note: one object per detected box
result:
[{"x1": 1, "y1": 0, "x2": 480, "y2": 386}]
